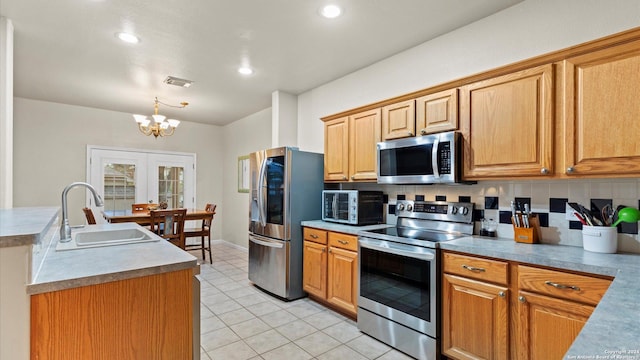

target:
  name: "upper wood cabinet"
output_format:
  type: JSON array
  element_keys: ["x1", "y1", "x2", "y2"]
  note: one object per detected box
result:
[
  {"x1": 381, "y1": 99, "x2": 415, "y2": 140},
  {"x1": 324, "y1": 116, "x2": 350, "y2": 181},
  {"x1": 562, "y1": 39, "x2": 640, "y2": 176},
  {"x1": 460, "y1": 64, "x2": 554, "y2": 179},
  {"x1": 416, "y1": 88, "x2": 458, "y2": 135},
  {"x1": 324, "y1": 109, "x2": 381, "y2": 182}
]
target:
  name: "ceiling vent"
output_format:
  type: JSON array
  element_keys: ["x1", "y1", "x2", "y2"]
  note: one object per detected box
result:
[{"x1": 163, "y1": 76, "x2": 193, "y2": 88}]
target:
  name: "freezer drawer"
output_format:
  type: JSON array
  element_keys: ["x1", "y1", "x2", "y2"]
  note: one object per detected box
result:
[{"x1": 248, "y1": 234, "x2": 291, "y2": 299}]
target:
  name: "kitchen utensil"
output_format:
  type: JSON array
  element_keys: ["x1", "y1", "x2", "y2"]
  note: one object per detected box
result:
[
  {"x1": 511, "y1": 201, "x2": 520, "y2": 227},
  {"x1": 611, "y1": 207, "x2": 640, "y2": 227},
  {"x1": 600, "y1": 204, "x2": 614, "y2": 226},
  {"x1": 573, "y1": 212, "x2": 587, "y2": 225}
]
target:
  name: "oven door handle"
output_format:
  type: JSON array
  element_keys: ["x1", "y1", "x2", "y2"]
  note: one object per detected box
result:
[{"x1": 359, "y1": 238, "x2": 435, "y2": 261}]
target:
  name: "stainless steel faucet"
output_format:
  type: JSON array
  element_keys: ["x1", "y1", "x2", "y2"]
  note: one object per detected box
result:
[{"x1": 59, "y1": 182, "x2": 104, "y2": 243}]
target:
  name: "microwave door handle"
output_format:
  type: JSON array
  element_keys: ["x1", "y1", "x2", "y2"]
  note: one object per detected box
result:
[
  {"x1": 332, "y1": 195, "x2": 338, "y2": 219},
  {"x1": 359, "y1": 238, "x2": 435, "y2": 261},
  {"x1": 432, "y1": 135, "x2": 440, "y2": 179},
  {"x1": 257, "y1": 157, "x2": 267, "y2": 226}
]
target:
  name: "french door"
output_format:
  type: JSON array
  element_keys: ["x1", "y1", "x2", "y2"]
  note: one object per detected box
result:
[{"x1": 88, "y1": 146, "x2": 195, "y2": 214}]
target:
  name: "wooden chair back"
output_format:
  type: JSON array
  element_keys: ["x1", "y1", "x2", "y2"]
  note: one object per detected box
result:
[
  {"x1": 83, "y1": 207, "x2": 97, "y2": 225},
  {"x1": 150, "y1": 208, "x2": 187, "y2": 249},
  {"x1": 203, "y1": 203, "x2": 217, "y2": 228}
]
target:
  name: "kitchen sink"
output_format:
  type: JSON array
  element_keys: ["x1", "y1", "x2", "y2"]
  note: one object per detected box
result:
[{"x1": 56, "y1": 223, "x2": 159, "y2": 251}]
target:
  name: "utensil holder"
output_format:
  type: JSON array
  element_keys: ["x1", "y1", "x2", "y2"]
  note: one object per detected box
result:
[
  {"x1": 512, "y1": 214, "x2": 540, "y2": 244},
  {"x1": 582, "y1": 226, "x2": 617, "y2": 253}
]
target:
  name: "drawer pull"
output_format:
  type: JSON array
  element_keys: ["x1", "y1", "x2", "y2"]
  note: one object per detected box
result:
[
  {"x1": 310, "y1": 234, "x2": 318, "y2": 239},
  {"x1": 338, "y1": 239, "x2": 349, "y2": 245},
  {"x1": 462, "y1": 264, "x2": 486, "y2": 273},
  {"x1": 545, "y1": 281, "x2": 581, "y2": 291}
]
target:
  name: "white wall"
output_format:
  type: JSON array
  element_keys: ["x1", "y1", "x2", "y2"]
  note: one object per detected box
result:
[
  {"x1": 297, "y1": 0, "x2": 640, "y2": 152},
  {"x1": 221, "y1": 108, "x2": 272, "y2": 247},
  {"x1": 13, "y1": 98, "x2": 224, "y2": 238},
  {"x1": 0, "y1": 18, "x2": 13, "y2": 208}
]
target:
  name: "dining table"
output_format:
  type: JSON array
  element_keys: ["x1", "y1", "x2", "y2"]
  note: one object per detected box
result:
[{"x1": 102, "y1": 208, "x2": 212, "y2": 226}]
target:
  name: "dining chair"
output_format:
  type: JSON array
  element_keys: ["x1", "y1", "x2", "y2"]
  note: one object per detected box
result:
[
  {"x1": 150, "y1": 208, "x2": 187, "y2": 249},
  {"x1": 82, "y1": 207, "x2": 97, "y2": 225},
  {"x1": 185, "y1": 203, "x2": 216, "y2": 264}
]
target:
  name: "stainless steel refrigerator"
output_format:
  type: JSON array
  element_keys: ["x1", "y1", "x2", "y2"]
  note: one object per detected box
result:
[{"x1": 248, "y1": 146, "x2": 324, "y2": 300}]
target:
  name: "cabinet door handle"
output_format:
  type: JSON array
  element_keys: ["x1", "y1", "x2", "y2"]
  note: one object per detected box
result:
[
  {"x1": 342, "y1": 176, "x2": 348, "y2": 180},
  {"x1": 462, "y1": 264, "x2": 486, "y2": 272},
  {"x1": 328, "y1": 248, "x2": 332, "y2": 253},
  {"x1": 540, "y1": 167, "x2": 549, "y2": 175},
  {"x1": 498, "y1": 291, "x2": 506, "y2": 298},
  {"x1": 545, "y1": 281, "x2": 581, "y2": 291},
  {"x1": 310, "y1": 234, "x2": 318, "y2": 239},
  {"x1": 322, "y1": 248, "x2": 326, "y2": 253},
  {"x1": 408, "y1": 132, "x2": 413, "y2": 136},
  {"x1": 351, "y1": 175, "x2": 355, "y2": 180},
  {"x1": 338, "y1": 239, "x2": 349, "y2": 245},
  {"x1": 566, "y1": 166, "x2": 575, "y2": 174},
  {"x1": 518, "y1": 295, "x2": 526, "y2": 303},
  {"x1": 420, "y1": 129, "x2": 427, "y2": 135}
]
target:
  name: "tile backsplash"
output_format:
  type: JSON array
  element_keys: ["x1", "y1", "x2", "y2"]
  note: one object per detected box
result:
[{"x1": 340, "y1": 179, "x2": 640, "y2": 254}]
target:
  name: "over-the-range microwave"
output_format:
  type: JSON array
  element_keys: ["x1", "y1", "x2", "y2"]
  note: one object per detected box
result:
[
  {"x1": 377, "y1": 131, "x2": 466, "y2": 184},
  {"x1": 322, "y1": 190, "x2": 384, "y2": 225}
]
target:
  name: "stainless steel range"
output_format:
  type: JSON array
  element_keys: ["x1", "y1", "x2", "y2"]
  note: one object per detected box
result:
[{"x1": 357, "y1": 199, "x2": 474, "y2": 360}]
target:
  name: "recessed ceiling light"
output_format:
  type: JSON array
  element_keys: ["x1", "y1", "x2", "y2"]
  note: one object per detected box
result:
[
  {"x1": 116, "y1": 32, "x2": 140, "y2": 44},
  {"x1": 238, "y1": 67, "x2": 254, "y2": 75},
  {"x1": 320, "y1": 4, "x2": 342, "y2": 19}
]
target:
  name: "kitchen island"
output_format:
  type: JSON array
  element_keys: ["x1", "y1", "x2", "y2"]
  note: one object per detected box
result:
[{"x1": 0, "y1": 207, "x2": 200, "y2": 360}]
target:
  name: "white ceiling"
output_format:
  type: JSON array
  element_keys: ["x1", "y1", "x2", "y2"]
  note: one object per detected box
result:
[{"x1": 1, "y1": 0, "x2": 523, "y2": 126}]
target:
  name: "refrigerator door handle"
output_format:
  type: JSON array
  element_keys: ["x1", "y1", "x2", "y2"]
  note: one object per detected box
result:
[
  {"x1": 257, "y1": 157, "x2": 267, "y2": 226},
  {"x1": 249, "y1": 234, "x2": 284, "y2": 248}
]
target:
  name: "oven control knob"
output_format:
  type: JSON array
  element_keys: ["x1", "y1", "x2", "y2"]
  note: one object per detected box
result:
[
  {"x1": 397, "y1": 203, "x2": 405, "y2": 211},
  {"x1": 406, "y1": 204, "x2": 413, "y2": 212},
  {"x1": 450, "y1": 206, "x2": 458, "y2": 215},
  {"x1": 459, "y1": 206, "x2": 469, "y2": 215}
]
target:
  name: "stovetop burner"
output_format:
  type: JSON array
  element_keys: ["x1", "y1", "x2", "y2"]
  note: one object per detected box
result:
[
  {"x1": 365, "y1": 227, "x2": 461, "y2": 243},
  {"x1": 358, "y1": 200, "x2": 475, "y2": 248}
]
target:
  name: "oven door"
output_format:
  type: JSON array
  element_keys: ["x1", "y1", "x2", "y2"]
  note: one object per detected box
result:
[{"x1": 358, "y1": 237, "x2": 437, "y2": 337}]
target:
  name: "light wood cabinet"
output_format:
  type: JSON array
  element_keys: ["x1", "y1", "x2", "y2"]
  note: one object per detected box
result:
[
  {"x1": 324, "y1": 116, "x2": 350, "y2": 181},
  {"x1": 443, "y1": 252, "x2": 613, "y2": 360},
  {"x1": 442, "y1": 274, "x2": 509, "y2": 360},
  {"x1": 460, "y1": 64, "x2": 554, "y2": 179},
  {"x1": 324, "y1": 109, "x2": 381, "y2": 182},
  {"x1": 349, "y1": 109, "x2": 381, "y2": 181},
  {"x1": 515, "y1": 265, "x2": 611, "y2": 360},
  {"x1": 31, "y1": 269, "x2": 194, "y2": 360},
  {"x1": 381, "y1": 99, "x2": 415, "y2": 140},
  {"x1": 562, "y1": 39, "x2": 640, "y2": 176},
  {"x1": 416, "y1": 88, "x2": 458, "y2": 135},
  {"x1": 302, "y1": 227, "x2": 359, "y2": 317},
  {"x1": 442, "y1": 253, "x2": 510, "y2": 360}
]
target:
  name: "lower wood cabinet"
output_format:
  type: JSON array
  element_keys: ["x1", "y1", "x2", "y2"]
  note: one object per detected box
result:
[
  {"x1": 303, "y1": 227, "x2": 358, "y2": 317},
  {"x1": 30, "y1": 269, "x2": 194, "y2": 360},
  {"x1": 442, "y1": 274, "x2": 509, "y2": 360},
  {"x1": 442, "y1": 251, "x2": 612, "y2": 360}
]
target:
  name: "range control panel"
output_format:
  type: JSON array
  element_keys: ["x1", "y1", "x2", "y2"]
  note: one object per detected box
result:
[{"x1": 395, "y1": 200, "x2": 474, "y2": 224}]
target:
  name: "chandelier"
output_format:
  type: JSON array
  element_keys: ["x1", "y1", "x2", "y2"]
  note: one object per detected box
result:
[{"x1": 133, "y1": 97, "x2": 188, "y2": 138}]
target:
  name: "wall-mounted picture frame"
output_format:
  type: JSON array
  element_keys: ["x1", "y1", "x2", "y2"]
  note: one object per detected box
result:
[{"x1": 238, "y1": 155, "x2": 250, "y2": 193}]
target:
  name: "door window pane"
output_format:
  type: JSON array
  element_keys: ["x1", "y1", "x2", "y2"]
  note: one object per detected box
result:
[
  {"x1": 103, "y1": 163, "x2": 136, "y2": 214},
  {"x1": 158, "y1": 166, "x2": 184, "y2": 208}
]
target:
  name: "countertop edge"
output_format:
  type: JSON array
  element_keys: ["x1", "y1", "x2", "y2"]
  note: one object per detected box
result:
[
  {"x1": 27, "y1": 260, "x2": 199, "y2": 295},
  {"x1": 301, "y1": 220, "x2": 392, "y2": 235},
  {"x1": 0, "y1": 207, "x2": 60, "y2": 248}
]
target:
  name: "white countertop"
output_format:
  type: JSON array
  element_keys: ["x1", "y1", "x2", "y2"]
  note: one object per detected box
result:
[{"x1": 0, "y1": 207, "x2": 59, "y2": 248}]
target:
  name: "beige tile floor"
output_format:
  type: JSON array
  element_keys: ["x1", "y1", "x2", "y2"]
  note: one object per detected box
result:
[{"x1": 193, "y1": 242, "x2": 415, "y2": 360}]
